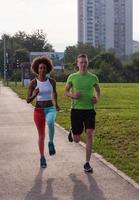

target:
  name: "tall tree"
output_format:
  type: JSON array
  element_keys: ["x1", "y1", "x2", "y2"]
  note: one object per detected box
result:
[
  {"x1": 0, "y1": 30, "x2": 54, "y2": 78},
  {"x1": 23, "y1": 29, "x2": 54, "y2": 52},
  {"x1": 90, "y1": 52, "x2": 123, "y2": 82},
  {"x1": 64, "y1": 42, "x2": 100, "y2": 65},
  {"x1": 123, "y1": 52, "x2": 139, "y2": 82}
]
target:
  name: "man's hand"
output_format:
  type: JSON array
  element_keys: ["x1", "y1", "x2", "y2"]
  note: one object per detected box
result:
[
  {"x1": 92, "y1": 96, "x2": 98, "y2": 104},
  {"x1": 93, "y1": 84, "x2": 100, "y2": 104}
]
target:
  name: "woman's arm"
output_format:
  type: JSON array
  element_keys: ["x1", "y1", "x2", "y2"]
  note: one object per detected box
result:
[
  {"x1": 50, "y1": 78, "x2": 60, "y2": 111},
  {"x1": 26, "y1": 79, "x2": 39, "y2": 103}
]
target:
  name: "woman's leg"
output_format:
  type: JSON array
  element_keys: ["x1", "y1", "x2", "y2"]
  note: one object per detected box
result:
[
  {"x1": 44, "y1": 107, "x2": 57, "y2": 143},
  {"x1": 44, "y1": 107, "x2": 57, "y2": 155},
  {"x1": 34, "y1": 108, "x2": 45, "y2": 156}
]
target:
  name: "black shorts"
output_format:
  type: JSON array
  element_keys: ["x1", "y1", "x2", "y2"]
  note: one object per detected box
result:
[{"x1": 70, "y1": 109, "x2": 96, "y2": 135}]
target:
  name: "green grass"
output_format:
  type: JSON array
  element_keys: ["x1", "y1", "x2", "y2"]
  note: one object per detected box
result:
[{"x1": 8, "y1": 82, "x2": 139, "y2": 183}]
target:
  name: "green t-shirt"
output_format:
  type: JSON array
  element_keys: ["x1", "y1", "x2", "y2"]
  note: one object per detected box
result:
[{"x1": 66, "y1": 71, "x2": 99, "y2": 109}]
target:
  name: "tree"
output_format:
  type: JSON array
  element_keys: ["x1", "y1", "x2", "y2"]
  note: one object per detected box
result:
[
  {"x1": 14, "y1": 48, "x2": 30, "y2": 66},
  {"x1": 23, "y1": 29, "x2": 54, "y2": 52},
  {"x1": 64, "y1": 45, "x2": 78, "y2": 64},
  {"x1": 76, "y1": 42, "x2": 100, "y2": 61},
  {"x1": 122, "y1": 52, "x2": 139, "y2": 82},
  {"x1": 13, "y1": 31, "x2": 27, "y2": 48},
  {"x1": 90, "y1": 52, "x2": 123, "y2": 82},
  {"x1": 0, "y1": 30, "x2": 54, "y2": 78},
  {"x1": 64, "y1": 42, "x2": 100, "y2": 67}
]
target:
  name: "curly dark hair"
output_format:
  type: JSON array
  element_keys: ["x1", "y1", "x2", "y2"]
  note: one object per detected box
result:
[{"x1": 31, "y1": 56, "x2": 53, "y2": 75}]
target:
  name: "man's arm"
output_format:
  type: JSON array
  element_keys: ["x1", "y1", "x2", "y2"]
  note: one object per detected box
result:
[
  {"x1": 92, "y1": 84, "x2": 101, "y2": 104},
  {"x1": 64, "y1": 83, "x2": 80, "y2": 99}
]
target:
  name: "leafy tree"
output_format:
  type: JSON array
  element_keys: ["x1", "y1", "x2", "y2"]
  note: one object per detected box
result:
[
  {"x1": 77, "y1": 42, "x2": 100, "y2": 61},
  {"x1": 64, "y1": 42, "x2": 100, "y2": 67},
  {"x1": 23, "y1": 29, "x2": 54, "y2": 52},
  {"x1": 90, "y1": 52, "x2": 123, "y2": 82},
  {"x1": 132, "y1": 52, "x2": 139, "y2": 66},
  {"x1": 13, "y1": 31, "x2": 26, "y2": 48},
  {"x1": 0, "y1": 30, "x2": 54, "y2": 78},
  {"x1": 122, "y1": 52, "x2": 139, "y2": 82},
  {"x1": 14, "y1": 48, "x2": 30, "y2": 66},
  {"x1": 64, "y1": 45, "x2": 78, "y2": 64}
]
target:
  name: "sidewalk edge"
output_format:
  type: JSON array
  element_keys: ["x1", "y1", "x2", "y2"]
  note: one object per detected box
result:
[{"x1": 55, "y1": 123, "x2": 139, "y2": 190}]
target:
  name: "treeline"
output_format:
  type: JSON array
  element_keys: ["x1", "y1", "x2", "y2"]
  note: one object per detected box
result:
[
  {"x1": 0, "y1": 29, "x2": 53, "y2": 68},
  {"x1": 0, "y1": 29, "x2": 139, "y2": 82},
  {"x1": 0, "y1": 29, "x2": 54, "y2": 80},
  {"x1": 64, "y1": 43, "x2": 139, "y2": 83}
]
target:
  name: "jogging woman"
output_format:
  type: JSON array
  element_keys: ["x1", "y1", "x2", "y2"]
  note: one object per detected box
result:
[{"x1": 27, "y1": 56, "x2": 60, "y2": 168}]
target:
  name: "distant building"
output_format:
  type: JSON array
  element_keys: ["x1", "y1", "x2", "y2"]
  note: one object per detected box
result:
[
  {"x1": 20, "y1": 62, "x2": 31, "y2": 86},
  {"x1": 29, "y1": 52, "x2": 64, "y2": 70},
  {"x1": 132, "y1": 40, "x2": 139, "y2": 54},
  {"x1": 78, "y1": 0, "x2": 133, "y2": 56}
]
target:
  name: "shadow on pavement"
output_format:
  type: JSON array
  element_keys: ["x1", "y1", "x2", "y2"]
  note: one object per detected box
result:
[
  {"x1": 25, "y1": 169, "x2": 57, "y2": 200},
  {"x1": 25, "y1": 170, "x2": 106, "y2": 200},
  {"x1": 69, "y1": 173, "x2": 106, "y2": 200}
]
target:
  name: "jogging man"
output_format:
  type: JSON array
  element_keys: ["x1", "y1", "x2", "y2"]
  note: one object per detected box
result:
[{"x1": 64, "y1": 54, "x2": 100, "y2": 173}]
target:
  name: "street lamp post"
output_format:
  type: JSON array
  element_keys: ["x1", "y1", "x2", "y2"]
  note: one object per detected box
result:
[{"x1": 3, "y1": 35, "x2": 7, "y2": 81}]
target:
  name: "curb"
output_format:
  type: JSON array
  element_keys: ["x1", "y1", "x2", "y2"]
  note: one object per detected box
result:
[{"x1": 55, "y1": 123, "x2": 139, "y2": 190}]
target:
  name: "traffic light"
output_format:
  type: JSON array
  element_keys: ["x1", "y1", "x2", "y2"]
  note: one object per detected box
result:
[{"x1": 16, "y1": 59, "x2": 19, "y2": 68}]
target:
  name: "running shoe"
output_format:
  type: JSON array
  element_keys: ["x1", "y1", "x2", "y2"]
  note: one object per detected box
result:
[
  {"x1": 40, "y1": 156, "x2": 47, "y2": 168},
  {"x1": 84, "y1": 162, "x2": 93, "y2": 173},
  {"x1": 48, "y1": 142, "x2": 56, "y2": 155}
]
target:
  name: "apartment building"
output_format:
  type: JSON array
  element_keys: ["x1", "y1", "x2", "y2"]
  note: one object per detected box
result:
[{"x1": 78, "y1": 0, "x2": 133, "y2": 56}]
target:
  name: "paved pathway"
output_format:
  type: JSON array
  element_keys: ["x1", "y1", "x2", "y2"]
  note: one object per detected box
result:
[{"x1": 0, "y1": 86, "x2": 139, "y2": 200}]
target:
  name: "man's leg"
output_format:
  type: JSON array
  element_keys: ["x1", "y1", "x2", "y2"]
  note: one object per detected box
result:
[
  {"x1": 70, "y1": 109, "x2": 83, "y2": 143},
  {"x1": 73, "y1": 134, "x2": 81, "y2": 143},
  {"x1": 83, "y1": 128, "x2": 94, "y2": 172},
  {"x1": 83, "y1": 109, "x2": 96, "y2": 172},
  {"x1": 86, "y1": 129, "x2": 94, "y2": 162},
  {"x1": 84, "y1": 129, "x2": 94, "y2": 173}
]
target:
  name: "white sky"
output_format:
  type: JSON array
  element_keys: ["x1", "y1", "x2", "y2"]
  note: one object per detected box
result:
[{"x1": 0, "y1": 0, "x2": 138, "y2": 52}]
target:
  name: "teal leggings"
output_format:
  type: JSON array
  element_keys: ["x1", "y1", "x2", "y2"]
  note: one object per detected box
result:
[
  {"x1": 34, "y1": 106, "x2": 57, "y2": 155},
  {"x1": 43, "y1": 106, "x2": 57, "y2": 142}
]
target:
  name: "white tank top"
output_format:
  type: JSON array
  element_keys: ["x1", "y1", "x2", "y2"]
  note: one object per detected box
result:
[{"x1": 35, "y1": 78, "x2": 53, "y2": 101}]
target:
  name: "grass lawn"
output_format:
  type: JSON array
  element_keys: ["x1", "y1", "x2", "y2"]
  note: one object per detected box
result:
[{"x1": 8, "y1": 82, "x2": 139, "y2": 183}]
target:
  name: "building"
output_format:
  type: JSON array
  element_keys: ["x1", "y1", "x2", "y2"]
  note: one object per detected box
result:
[
  {"x1": 29, "y1": 52, "x2": 64, "y2": 69},
  {"x1": 132, "y1": 40, "x2": 139, "y2": 54},
  {"x1": 78, "y1": 0, "x2": 133, "y2": 56}
]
